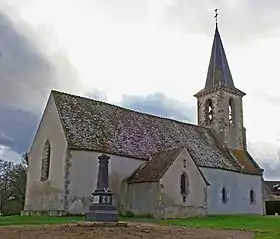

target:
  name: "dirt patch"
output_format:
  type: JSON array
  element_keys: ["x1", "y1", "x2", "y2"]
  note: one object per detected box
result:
[{"x1": 0, "y1": 222, "x2": 254, "y2": 239}]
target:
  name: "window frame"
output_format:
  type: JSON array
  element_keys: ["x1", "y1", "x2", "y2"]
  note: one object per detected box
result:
[
  {"x1": 40, "y1": 140, "x2": 51, "y2": 182},
  {"x1": 249, "y1": 189, "x2": 256, "y2": 205},
  {"x1": 221, "y1": 187, "x2": 228, "y2": 204},
  {"x1": 180, "y1": 172, "x2": 189, "y2": 202},
  {"x1": 228, "y1": 98, "x2": 234, "y2": 125}
]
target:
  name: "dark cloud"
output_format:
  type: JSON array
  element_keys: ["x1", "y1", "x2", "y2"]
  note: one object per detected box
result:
[
  {"x1": 0, "y1": 107, "x2": 39, "y2": 154},
  {"x1": 259, "y1": 161, "x2": 280, "y2": 180},
  {"x1": 0, "y1": 10, "x2": 79, "y2": 112},
  {"x1": 161, "y1": 0, "x2": 280, "y2": 42},
  {"x1": 121, "y1": 92, "x2": 196, "y2": 123}
]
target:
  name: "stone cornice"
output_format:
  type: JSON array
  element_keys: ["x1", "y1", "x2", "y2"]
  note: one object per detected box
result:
[{"x1": 194, "y1": 86, "x2": 246, "y2": 98}]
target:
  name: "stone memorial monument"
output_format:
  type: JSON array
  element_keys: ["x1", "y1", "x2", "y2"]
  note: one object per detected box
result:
[{"x1": 86, "y1": 153, "x2": 118, "y2": 222}]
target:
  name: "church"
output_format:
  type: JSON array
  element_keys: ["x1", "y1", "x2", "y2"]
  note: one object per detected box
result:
[{"x1": 23, "y1": 23, "x2": 265, "y2": 218}]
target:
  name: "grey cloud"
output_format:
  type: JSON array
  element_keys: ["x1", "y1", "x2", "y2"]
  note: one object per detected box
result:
[
  {"x1": 0, "y1": 9, "x2": 79, "y2": 112},
  {"x1": 259, "y1": 161, "x2": 280, "y2": 180},
  {"x1": 0, "y1": 107, "x2": 39, "y2": 154},
  {"x1": 248, "y1": 141, "x2": 280, "y2": 180},
  {"x1": 121, "y1": 92, "x2": 196, "y2": 123},
  {"x1": 0, "y1": 131, "x2": 13, "y2": 146},
  {"x1": 161, "y1": 0, "x2": 280, "y2": 41}
]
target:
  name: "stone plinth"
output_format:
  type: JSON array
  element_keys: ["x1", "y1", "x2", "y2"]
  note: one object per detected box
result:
[{"x1": 77, "y1": 221, "x2": 128, "y2": 227}]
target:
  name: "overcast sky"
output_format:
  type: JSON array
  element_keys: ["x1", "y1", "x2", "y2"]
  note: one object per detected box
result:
[{"x1": 0, "y1": 0, "x2": 280, "y2": 179}]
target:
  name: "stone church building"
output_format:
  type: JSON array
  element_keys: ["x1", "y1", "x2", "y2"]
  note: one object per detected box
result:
[{"x1": 23, "y1": 25, "x2": 265, "y2": 218}]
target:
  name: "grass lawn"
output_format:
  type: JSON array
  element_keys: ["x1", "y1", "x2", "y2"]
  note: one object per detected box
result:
[
  {"x1": 0, "y1": 215, "x2": 279, "y2": 239},
  {"x1": 161, "y1": 215, "x2": 280, "y2": 239},
  {"x1": 0, "y1": 215, "x2": 84, "y2": 226}
]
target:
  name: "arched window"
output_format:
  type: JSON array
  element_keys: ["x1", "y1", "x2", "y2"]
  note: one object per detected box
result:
[
  {"x1": 229, "y1": 99, "x2": 234, "y2": 125},
  {"x1": 41, "y1": 140, "x2": 51, "y2": 182},
  {"x1": 250, "y1": 189, "x2": 255, "y2": 204},
  {"x1": 180, "y1": 173, "x2": 189, "y2": 202},
  {"x1": 221, "y1": 187, "x2": 228, "y2": 204},
  {"x1": 205, "y1": 99, "x2": 213, "y2": 124},
  {"x1": 180, "y1": 173, "x2": 189, "y2": 193}
]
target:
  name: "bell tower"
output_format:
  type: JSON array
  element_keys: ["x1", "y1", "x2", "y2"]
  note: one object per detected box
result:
[{"x1": 194, "y1": 12, "x2": 247, "y2": 150}]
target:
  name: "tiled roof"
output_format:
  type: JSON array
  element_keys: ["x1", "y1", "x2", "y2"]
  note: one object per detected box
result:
[
  {"x1": 264, "y1": 181, "x2": 280, "y2": 195},
  {"x1": 127, "y1": 147, "x2": 181, "y2": 183},
  {"x1": 229, "y1": 149, "x2": 262, "y2": 175},
  {"x1": 128, "y1": 147, "x2": 211, "y2": 184},
  {"x1": 51, "y1": 90, "x2": 260, "y2": 174}
]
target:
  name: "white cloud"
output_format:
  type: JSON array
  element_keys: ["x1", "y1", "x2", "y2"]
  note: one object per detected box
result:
[
  {"x1": 162, "y1": 0, "x2": 280, "y2": 41},
  {"x1": 0, "y1": 145, "x2": 22, "y2": 163}
]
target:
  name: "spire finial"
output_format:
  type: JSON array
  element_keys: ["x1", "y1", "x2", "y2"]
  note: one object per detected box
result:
[{"x1": 214, "y1": 8, "x2": 218, "y2": 26}]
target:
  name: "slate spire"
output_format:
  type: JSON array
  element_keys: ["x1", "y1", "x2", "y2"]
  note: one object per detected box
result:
[{"x1": 204, "y1": 22, "x2": 235, "y2": 90}]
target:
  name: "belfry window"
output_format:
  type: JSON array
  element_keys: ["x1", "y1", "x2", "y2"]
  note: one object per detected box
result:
[
  {"x1": 41, "y1": 140, "x2": 51, "y2": 182},
  {"x1": 205, "y1": 99, "x2": 213, "y2": 124},
  {"x1": 229, "y1": 99, "x2": 234, "y2": 125}
]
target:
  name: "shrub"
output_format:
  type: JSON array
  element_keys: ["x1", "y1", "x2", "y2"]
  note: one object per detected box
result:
[{"x1": 124, "y1": 210, "x2": 135, "y2": 218}]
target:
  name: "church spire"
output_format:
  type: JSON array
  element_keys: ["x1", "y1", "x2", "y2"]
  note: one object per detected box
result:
[{"x1": 204, "y1": 10, "x2": 235, "y2": 90}]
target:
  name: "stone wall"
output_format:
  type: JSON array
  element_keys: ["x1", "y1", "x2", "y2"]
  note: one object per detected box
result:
[
  {"x1": 125, "y1": 148, "x2": 208, "y2": 218},
  {"x1": 126, "y1": 182, "x2": 160, "y2": 216},
  {"x1": 24, "y1": 95, "x2": 68, "y2": 214},
  {"x1": 160, "y1": 148, "x2": 207, "y2": 218},
  {"x1": 196, "y1": 87, "x2": 245, "y2": 150},
  {"x1": 201, "y1": 167, "x2": 264, "y2": 215}
]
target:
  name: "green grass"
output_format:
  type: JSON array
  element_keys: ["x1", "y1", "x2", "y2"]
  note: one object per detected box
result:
[
  {"x1": 0, "y1": 215, "x2": 84, "y2": 226},
  {"x1": 0, "y1": 215, "x2": 279, "y2": 238},
  {"x1": 161, "y1": 215, "x2": 280, "y2": 239}
]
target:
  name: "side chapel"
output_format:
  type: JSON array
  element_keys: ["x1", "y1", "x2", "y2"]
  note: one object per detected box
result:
[{"x1": 23, "y1": 22, "x2": 265, "y2": 217}]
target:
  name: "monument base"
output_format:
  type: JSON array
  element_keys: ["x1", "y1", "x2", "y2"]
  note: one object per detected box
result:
[
  {"x1": 77, "y1": 221, "x2": 127, "y2": 227},
  {"x1": 85, "y1": 209, "x2": 118, "y2": 222},
  {"x1": 85, "y1": 191, "x2": 118, "y2": 222}
]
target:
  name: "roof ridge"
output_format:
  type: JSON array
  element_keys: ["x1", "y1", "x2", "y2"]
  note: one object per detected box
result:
[
  {"x1": 51, "y1": 89, "x2": 201, "y2": 129},
  {"x1": 127, "y1": 146, "x2": 183, "y2": 183},
  {"x1": 150, "y1": 146, "x2": 184, "y2": 157}
]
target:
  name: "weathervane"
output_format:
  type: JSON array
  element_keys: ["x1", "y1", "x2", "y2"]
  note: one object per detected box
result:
[{"x1": 214, "y1": 8, "x2": 218, "y2": 26}]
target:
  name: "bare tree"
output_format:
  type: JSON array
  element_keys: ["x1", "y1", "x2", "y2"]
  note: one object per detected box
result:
[
  {"x1": 0, "y1": 154, "x2": 27, "y2": 215},
  {"x1": 0, "y1": 159, "x2": 13, "y2": 215}
]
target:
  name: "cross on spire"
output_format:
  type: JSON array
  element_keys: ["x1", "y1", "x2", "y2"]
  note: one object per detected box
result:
[{"x1": 214, "y1": 9, "x2": 218, "y2": 26}]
